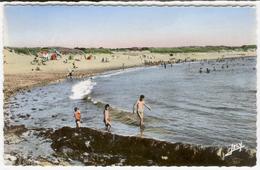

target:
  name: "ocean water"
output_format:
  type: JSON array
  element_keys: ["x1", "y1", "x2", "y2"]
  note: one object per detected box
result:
[{"x1": 7, "y1": 56, "x2": 256, "y2": 149}]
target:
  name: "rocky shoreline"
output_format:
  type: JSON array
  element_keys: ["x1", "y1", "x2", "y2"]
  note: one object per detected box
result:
[{"x1": 5, "y1": 125, "x2": 256, "y2": 166}]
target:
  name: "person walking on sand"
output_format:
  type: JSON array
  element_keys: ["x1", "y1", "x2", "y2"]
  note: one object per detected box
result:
[
  {"x1": 103, "y1": 104, "x2": 112, "y2": 131},
  {"x1": 74, "y1": 107, "x2": 81, "y2": 128},
  {"x1": 133, "y1": 95, "x2": 151, "y2": 128}
]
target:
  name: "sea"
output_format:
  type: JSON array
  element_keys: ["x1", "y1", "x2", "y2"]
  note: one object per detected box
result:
[{"x1": 6, "y1": 56, "x2": 256, "y2": 153}]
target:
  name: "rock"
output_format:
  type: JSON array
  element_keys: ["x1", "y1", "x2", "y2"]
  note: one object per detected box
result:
[
  {"x1": 14, "y1": 154, "x2": 37, "y2": 165},
  {"x1": 52, "y1": 114, "x2": 58, "y2": 118},
  {"x1": 32, "y1": 160, "x2": 40, "y2": 165},
  {"x1": 217, "y1": 148, "x2": 225, "y2": 160},
  {"x1": 59, "y1": 160, "x2": 71, "y2": 166},
  {"x1": 17, "y1": 114, "x2": 30, "y2": 120},
  {"x1": 83, "y1": 152, "x2": 89, "y2": 157},
  {"x1": 147, "y1": 160, "x2": 153, "y2": 165},
  {"x1": 60, "y1": 146, "x2": 74, "y2": 153},
  {"x1": 50, "y1": 158, "x2": 59, "y2": 165},
  {"x1": 85, "y1": 141, "x2": 90, "y2": 148},
  {"x1": 49, "y1": 126, "x2": 256, "y2": 166},
  {"x1": 161, "y1": 156, "x2": 168, "y2": 160},
  {"x1": 67, "y1": 158, "x2": 73, "y2": 162},
  {"x1": 4, "y1": 154, "x2": 17, "y2": 165},
  {"x1": 5, "y1": 125, "x2": 27, "y2": 136},
  {"x1": 83, "y1": 158, "x2": 89, "y2": 164}
]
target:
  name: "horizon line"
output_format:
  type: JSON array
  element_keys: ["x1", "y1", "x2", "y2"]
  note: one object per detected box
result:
[{"x1": 4, "y1": 44, "x2": 257, "y2": 49}]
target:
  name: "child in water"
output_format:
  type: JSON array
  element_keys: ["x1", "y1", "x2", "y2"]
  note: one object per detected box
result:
[
  {"x1": 74, "y1": 107, "x2": 81, "y2": 128},
  {"x1": 103, "y1": 104, "x2": 112, "y2": 131},
  {"x1": 133, "y1": 95, "x2": 151, "y2": 128}
]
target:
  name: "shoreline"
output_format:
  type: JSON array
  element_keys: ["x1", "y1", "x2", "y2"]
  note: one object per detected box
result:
[
  {"x1": 4, "y1": 55, "x2": 257, "y2": 127},
  {"x1": 3, "y1": 51, "x2": 257, "y2": 165},
  {"x1": 4, "y1": 64, "x2": 142, "y2": 101},
  {"x1": 3, "y1": 64, "x2": 145, "y2": 130},
  {"x1": 4, "y1": 54, "x2": 257, "y2": 101}
]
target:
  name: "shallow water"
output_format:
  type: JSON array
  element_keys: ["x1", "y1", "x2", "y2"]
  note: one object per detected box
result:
[{"x1": 6, "y1": 56, "x2": 256, "y2": 150}]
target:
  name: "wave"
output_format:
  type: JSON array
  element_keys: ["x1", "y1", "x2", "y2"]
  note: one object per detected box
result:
[
  {"x1": 69, "y1": 66, "x2": 149, "y2": 100},
  {"x1": 69, "y1": 79, "x2": 96, "y2": 100},
  {"x1": 84, "y1": 96, "x2": 168, "y2": 126},
  {"x1": 94, "y1": 66, "x2": 154, "y2": 79}
]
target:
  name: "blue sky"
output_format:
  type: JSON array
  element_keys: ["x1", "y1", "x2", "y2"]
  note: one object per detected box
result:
[{"x1": 4, "y1": 6, "x2": 256, "y2": 48}]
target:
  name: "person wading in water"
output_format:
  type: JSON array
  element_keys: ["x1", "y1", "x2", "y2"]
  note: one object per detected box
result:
[
  {"x1": 74, "y1": 107, "x2": 81, "y2": 128},
  {"x1": 133, "y1": 95, "x2": 151, "y2": 129},
  {"x1": 103, "y1": 104, "x2": 112, "y2": 131}
]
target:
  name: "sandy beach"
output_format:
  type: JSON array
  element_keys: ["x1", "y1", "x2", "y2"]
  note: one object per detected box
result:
[{"x1": 3, "y1": 48, "x2": 256, "y2": 100}]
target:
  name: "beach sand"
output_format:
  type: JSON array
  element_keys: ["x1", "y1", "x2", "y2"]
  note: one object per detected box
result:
[{"x1": 3, "y1": 48, "x2": 256, "y2": 100}]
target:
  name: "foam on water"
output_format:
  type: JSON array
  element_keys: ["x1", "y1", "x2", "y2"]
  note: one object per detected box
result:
[
  {"x1": 69, "y1": 79, "x2": 96, "y2": 100},
  {"x1": 96, "y1": 66, "x2": 153, "y2": 79}
]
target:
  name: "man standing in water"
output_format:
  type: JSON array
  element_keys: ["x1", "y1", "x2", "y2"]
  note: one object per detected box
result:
[
  {"x1": 74, "y1": 107, "x2": 81, "y2": 128},
  {"x1": 103, "y1": 104, "x2": 112, "y2": 132},
  {"x1": 133, "y1": 95, "x2": 151, "y2": 128}
]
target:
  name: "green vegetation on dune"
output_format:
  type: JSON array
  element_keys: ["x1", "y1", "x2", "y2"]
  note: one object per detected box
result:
[
  {"x1": 5, "y1": 47, "x2": 112, "y2": 56},
  {"x1": 5, "y1": 45, "x2": 256, "y2": 56},
  {"x1": 9, "y1": 47, "x2": 41, "y2": 56},
  {"x1": 148, "y1": 45, "x2": 257, "y2": 53},
  {"x1": 74, "y1": 47, "x2": 112, "y2": 54}
]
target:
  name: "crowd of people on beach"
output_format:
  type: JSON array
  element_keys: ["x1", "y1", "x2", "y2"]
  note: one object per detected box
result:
[{"x1": 73, "y1": 95, "x2": 151, "y2": 132}]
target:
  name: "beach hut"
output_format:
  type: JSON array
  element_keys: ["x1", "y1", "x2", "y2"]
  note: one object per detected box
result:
[
  {"x1": 51, "y1": 53, "x2": 57, "y2": 60},
  {"x1": 50, "y1": 48, "x2": 62, "y2": 60},
  {"x1": 39, "y1": 51, "x2": 50, "y2": 61},
  {"x1": 87, "y1": 55, "x2": 93, "y2": 60},
  {"x1": 54, "y1": 49, "x2": 62, "y2": 57}
]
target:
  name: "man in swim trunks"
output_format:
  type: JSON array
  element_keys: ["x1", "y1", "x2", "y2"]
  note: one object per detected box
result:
[
  {"x1": 74, "y1": 107, "x2": 81, "y2": 128},
  {"x1": 133, "y1": 95, "x2": 151, "y2": 128},
  {"x1": 103, "y1": 104, "x2": 112, "y2": 131}
]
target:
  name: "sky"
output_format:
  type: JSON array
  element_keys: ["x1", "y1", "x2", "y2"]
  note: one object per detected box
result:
[{"x1": 3, "y1": 5, "x2": 257, "y2": 48}]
